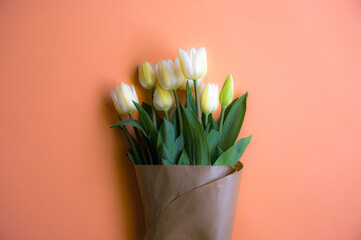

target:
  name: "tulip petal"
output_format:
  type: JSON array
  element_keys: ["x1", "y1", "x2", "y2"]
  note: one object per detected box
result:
[
  {"x1": 188, "y1": 48, "x2": 196, "y2": 59},
  {"x1": 194, "y1": 47, "x2": 207, "y2": 80},
  {"x1": 131, "y1": 85, "x2": 139, "y2": 103},
  {"x1": 177, "y1": 49, "x2": 194, "y2": 80},
  {"x1": 110, "y1": 89, "x2": 121, "y2": 114},
  {"x1": 153, "y1": 86, "x2": 173, "y2": 111},
  {"x1": 174, "y1": 57, "x2": 186, "y2": 90}
]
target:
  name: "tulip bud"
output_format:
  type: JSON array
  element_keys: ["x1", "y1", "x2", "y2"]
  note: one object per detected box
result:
[
  {"x1": 155, "y1": 59, "x2": 181, "y2": 90},
  {"x1": 138, "y1": 61, "x2": 156, "y2": 89},
  {"x1": 110, "y1": 82, "x2": 139, "y2": 115},
  {"x1": 219, "y1": 74, "x2": 234, "y2": 108},
  {"x1": 153, "y1": 85, "x2": 174, "y2": 111},
  {"x1": 200, "y1": 83, "x2": 219, "y2": 114},
  {"x1": 177, "y1": 47, "x2": 207, "y2": 80}
]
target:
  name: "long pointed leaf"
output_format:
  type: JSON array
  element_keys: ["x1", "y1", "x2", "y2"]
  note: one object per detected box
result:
[
  {"x1": 157, "y1": 119, "x2": 176, "y2": 150},
  {"x1": 209, "y1": 113, "x2": 218, "y2": 131},
  {"x1": 211, "y1": 146, "x2": 224, "y2": 165},
  {"x1": 142, "y1": 102, "x2": 162, "y2": 129},
  {"x1": 182, "y1": 107, "x2": 210, "y2": 165},
  {"x1": 161, "y1": 144, "x2": 174, "y2": 164},
  {"x1": 185, "y1": 82, "x2": 196, "y2": 114},
  {"x1": 133, "y1": 101, "x2": 158, "y2": 145},
  {"x1": 172, "y1": 135, "x2": 184, "y2": 162},
  {"x1": 178, "y1": 150, "x2": 191, "y2": 165},
  {"x1": 110, "y1": 119, "x2": 149, "y2": 139},
  {"x1": 126, "y1": 149, "x2": 138, "y2": 165},
  {"x1": 224, "y1": 97, "x2": 239, "y2": 121},
  {"x1": 214, "y1": 135, "x2": 252, "y2": 167},
  {"x1": 219, "y1": 92, "x2": 248, "y2": 151},
  {"x1": 207, "y1": 129, "x2": 221, "y2": 158}
]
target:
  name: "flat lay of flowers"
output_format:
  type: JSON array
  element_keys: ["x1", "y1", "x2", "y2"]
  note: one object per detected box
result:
[{"x1": 109, "y1": 47, "x2": 251, "y2": 240}]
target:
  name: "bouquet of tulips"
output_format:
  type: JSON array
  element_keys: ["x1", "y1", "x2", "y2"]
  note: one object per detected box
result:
[
  {"x1": 110, "y1": 47, "x2": 251, "y2": 240},
  {"x1": 110, "y1": 47, "x2": 251, "y2": 167}
]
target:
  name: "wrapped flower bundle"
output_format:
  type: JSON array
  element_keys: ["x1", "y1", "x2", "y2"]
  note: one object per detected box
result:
[{"x1": 110, "y1": 47, "x2": 251, "y2": 240}]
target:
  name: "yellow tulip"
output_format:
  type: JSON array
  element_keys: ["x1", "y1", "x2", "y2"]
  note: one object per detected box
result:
[
  {"x1": 155, "y1": 59, "x2": 181, "y2": 90},
  {"x1": 138, "y1": 61, "x2": 156, "y2": 89},
  {"x1": 177, "y1": 47, "x2": 207, "y2": 80},
  {"x1": 200, "y1": 83, "x2": 219, "y2": 114},
  {"x1": 110, "y1": 82, "x2": 139, "y2": 114},
  {"x1": 153, "y1": 85, "x2": 174, "y2": 111},
  {"x1": 219, "y1": 74, "x2": 234, "y2": 108}
]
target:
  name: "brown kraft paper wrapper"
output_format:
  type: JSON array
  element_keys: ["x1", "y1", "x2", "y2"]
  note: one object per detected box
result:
[{"x1": 134, "y1": 162, "x2": 243, "y2": 240}]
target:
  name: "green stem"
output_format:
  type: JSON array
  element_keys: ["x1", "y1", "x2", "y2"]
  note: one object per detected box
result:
[
  {"x1": 219, "y1": 107, "x2": 225, "y2": 134},
  {"x1": 204, "y1": 113, "x2": 209, "y2": 129},
  {"x1": 129, "y1": 113, "x2": 147, "y2": 164},
  {"x1": 122, "y1": 126, "x2": 141, "y2": 165},
  {"x1": 172, "y1": 89, "x2": 183, "y2": 134},
  {"x1": 193, "y1": 79, "x2": 201, "y2": 122},
  {"x1": 164, "y1": 110, "x2": 169, "y2": 120},
  {"x1": 150, "y1": 88, "x2": 157, "y2": 127}
]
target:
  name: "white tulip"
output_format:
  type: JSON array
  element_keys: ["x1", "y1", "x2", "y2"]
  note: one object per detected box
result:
[
  {"x1": 110, "y1": 82, "x2": 139, "y2": 115},
  {"x1": 155, "y1": 59, "x2": 181, "y2": 90},
  {"x1": 177, "y1": 47, "x2": 207, "y2": 80},
  {"x1": 153, "y1": 85, "x2": 174, "y2": 112},
  {"x1": 138, "y1": 61, "x2": 157, "y2": 89},
  {"x1": 200, "y1": 83, "x2": 219, "y2": 114}
]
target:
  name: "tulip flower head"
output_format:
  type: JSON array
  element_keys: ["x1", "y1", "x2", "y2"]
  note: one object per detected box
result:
[
  {"x1": 110, "y1": 82, "x2": 139, "y2": 115},
  {"x1": 219, "y1": 74, "x2": 234, "y2": 108},
  {"x1": 200, "y1": 83, "x2": 219, "y2": 114},
  {"x1": 155, "y1": 59, "x2": 181, "y2": 90},
  {"x1": 138, "y1": 61, "x2": 157, "y2": 89},
  {"x1": 177, "y1": 47, "x2": 207, "y2": 81},
  {"x1": 153, "y1": 85, "x2": 174, "y2": 112}
]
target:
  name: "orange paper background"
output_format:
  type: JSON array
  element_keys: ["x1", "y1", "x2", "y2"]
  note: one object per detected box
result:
[{"x1": 1, "y1": 1, "x2": 361, "y2": 239}]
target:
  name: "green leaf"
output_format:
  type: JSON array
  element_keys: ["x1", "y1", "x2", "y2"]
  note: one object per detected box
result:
[
  {"x1": 157, "y1": 119, "x2": 176, "y2": 150},
  {"x1": 223, "y1": 97, "x2": 239, "y2": 121},
  {"x1": 178, "y1": 150, "x2": 191, "y2": 165},
  {"x1": 209, "y1": 113, "x2": 218, "y2": 131},
  {"x1": 133, "y1": 101, "x2": 158, "y2": 144},
  {"x1": 110, "y1": 119, "x2": 149, "y2": 139},
  {"x1": 172, "y1": 107, "x2": 179, "y2": 136},
  {"x1": 161, "y1": 144, "x2": 174, "y2": 164},
  {"x1": 182, "y1": 107, "x2": 210, "y2": 165},
  {"x1": 172, "y1": 135, "x2": 184, "y2": 162},
  {"x1": 219, "y1": 93, "x2": 248, "y2": 151},
  {"x1": 214, "y1": 135, "x2": 252, "y2": 167},
  {"x1": 126, "y1": 149, "x2": 137, "y2": 165},
  {"x1": 211, "y1": 146, "x2": 224, "y2": 165},
  {"x1": 185, "y1": 82, "x2": 196, "y2": 114},
  {"x1": 207, "y1": 129, "x2": 221, "y2": 158},
  {"x1": 205, "y1": 124, "x2": 210, "y2": 135},
  {"x1": 161, "y1": 158, "x2": 174, "y2": 165},
  {"x1": 142, "y1": 102, "x2": 161, "y2": 129}
]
